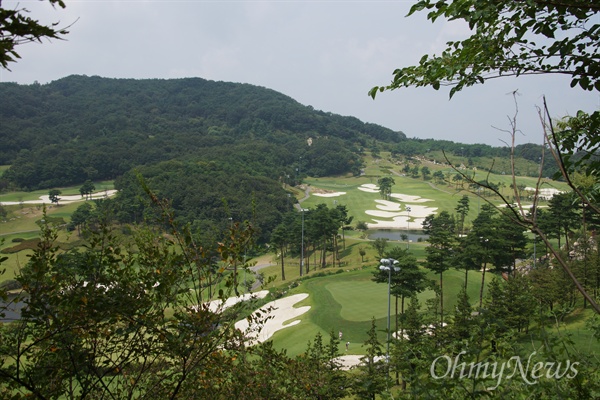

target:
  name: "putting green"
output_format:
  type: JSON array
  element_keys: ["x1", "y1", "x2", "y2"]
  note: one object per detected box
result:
[{"x1": 327, "y1": 280, "x2": 388, "y2": 321}]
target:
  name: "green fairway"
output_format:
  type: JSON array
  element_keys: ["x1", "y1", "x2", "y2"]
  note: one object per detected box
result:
[
  {"x1": 2, "y1": 165, "x2": 594, "y2": 365},
  {"x1": 0, "y1": 180, "x2": 114, "y2": 203},
  {"x1": 267, "y1": 265, "x2": 488, "y2": 357},
  {"x1": 301, "y1": 153, "x2": 570, "y2": 232}
]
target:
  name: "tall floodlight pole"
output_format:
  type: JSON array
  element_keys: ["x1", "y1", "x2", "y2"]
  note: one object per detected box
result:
[
  {"x1": 406, "y1": 206, "x2": 411, "y2": 250},
  {"x1": 300, "y1": 208, "x2": 307, "y2": 277},
  {"x1": 379, "y1": 258, "x2": 400, "y2": 365}
]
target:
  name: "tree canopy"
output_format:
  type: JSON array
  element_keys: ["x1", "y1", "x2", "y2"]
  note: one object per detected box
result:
[
  {"x1": 0, "y1": 0, "x2": 69, "y2": 69},
  {"x1": 369, "y1": 0, "x2": 600, "y2": 98}
]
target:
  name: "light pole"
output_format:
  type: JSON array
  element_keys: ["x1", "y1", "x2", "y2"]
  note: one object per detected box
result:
[
  {"x1": 300, "y1": 208, "x2": 308, "y2": 277},
  {"x1": 379, "y1": 258, "x2": 400, "y2": 363},
  {"x1": 405, "y1": 206, "x2": 411, "y2": 250}
]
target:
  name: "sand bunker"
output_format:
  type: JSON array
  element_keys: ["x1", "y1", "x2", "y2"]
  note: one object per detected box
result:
[
  {"x1": 1, "y1": 190, "x2": 118, "y2": 205},
  {"x1": 366, "y1": 210, "x2": 404, "y2": 219},
  {"x1": 390, "y1": 193, "x2": 433, "y2": 203},
  {"x1": 374, "y1": 199, "x2": 402, "y2": 212},
  {"x1": 365, "y1": 201, "x2": 437, "y2": 229},
  {"x1": 334, "y1": 355, "x2": 385, "y2": 370},
  {"x1": 201, "y1": 290, "x2": 269, "y2": 313},
  {"x1": 357, "y1": 183, "x2": 379, "y2": 193},
  {"x1": 235, "y1": 293, "x2": 310, "y2": 344},
  {"x1": 400, "y1": 204, "x2": 437, "y2": 218},
  {"x1": 313, "y1": 192, "x2": 346, "y2": 197}
]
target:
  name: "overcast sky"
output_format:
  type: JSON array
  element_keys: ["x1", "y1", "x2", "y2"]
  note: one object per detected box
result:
[{"x1": 2, "y1": 1, "x2": 598, "y2": 147}]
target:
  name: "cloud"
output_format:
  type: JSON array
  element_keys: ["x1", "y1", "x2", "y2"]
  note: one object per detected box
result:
[{"x1": 1, "y1": 1, "x2": 597, "y2": 147}]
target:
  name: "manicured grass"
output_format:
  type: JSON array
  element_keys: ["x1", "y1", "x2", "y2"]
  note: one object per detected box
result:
[
  {"x1": 0, "y1": 202, "x2": 85, "y2": 279},
  {"x1": 3, "y1": 164, "x2": 594, "y2": 363},
  {"x1": 303, "y1": 153, "x2": 570, "y2": 231},
  {"x1": 0, "y1": 180, "x2": 114, "y2": 203},
  {"x1": 267, "y1": 265, "x2": 489, "y2": 357}
]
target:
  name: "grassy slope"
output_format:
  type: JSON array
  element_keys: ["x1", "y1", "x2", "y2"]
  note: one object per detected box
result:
[
  {"x1": 1, "y1": 181, "x2": 115, "y2": 280},
  {"x1": 0, "y1": 181, "x2": 114, "y2": 203},
  {"x1": 302, "y1": 152, "x2": 570, "y2": 233},
  {"x1": 267, "y1": 266, "x2": 487, "y2": 357},
  {"x1": 2, "y1": 162, "x2": 596, "y2": 357}
]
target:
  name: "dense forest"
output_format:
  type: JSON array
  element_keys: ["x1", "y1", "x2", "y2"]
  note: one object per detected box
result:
[
  {"x1": 0, "y1": 75, "x2": 554, "y2": 245},
  {"x1": 0, "y1": 75, "x2": 403, "y2": 189},
  {"x1": 0, "y1": 75, "x2": 553, "y2": 191}
]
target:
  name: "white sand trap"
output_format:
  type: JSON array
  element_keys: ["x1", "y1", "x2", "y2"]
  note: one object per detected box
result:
[
  {"x1": 390, "y1": 193, "x2": 434, "y2": 203},
  {"x1": 200, "y1": 290, "x2": 269, "y2": 313},
  {"x1": 366, "y1": 210, "x2": 404, "y2": 219},
  {"x1": 361, "y1": 183, "x2": 379, "y2": 190},
  {"x1": 358, "y1": 184, "x2": 379, "y2": 193},
  {"x1": 334, "y1": 355, "x2": 385, "y2": 370},
  {"x1": 369, "y1": 216, "x2": 409, "y2": 227},
  {"x1": 374, "y1": 199, "x2": 402, "y2": 212},
  {"x1": 365, "y1": 203, "x2": 436, "y2": 229},
  {"x1": 313, "y1": 192, "x2": 346, "y2": 197},
  {"x1": 1, "y1": 190, "x2": 118, "y2": 205},
  {"x1": 403, "y1": 205, "x2": 438, "y2": 218},
  {"x1": 235, "y1": 293, "x2": 310, "y2": 344}
]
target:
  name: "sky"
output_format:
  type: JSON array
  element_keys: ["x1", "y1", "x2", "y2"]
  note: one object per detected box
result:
[{"x1": 2, "y1": 0, "x2": 599, "y2": 147}]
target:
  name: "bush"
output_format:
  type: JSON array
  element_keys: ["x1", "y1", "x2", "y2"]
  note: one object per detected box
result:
[
  {"x1": 11, "y1": 238, "x2": 24, "y2": 242},
  {"x1": 1, "y1": 238, "x2": 40, "y2": 254},
  {"x1": 0, "y1": 279, "x2": 22, "y2": 291}
]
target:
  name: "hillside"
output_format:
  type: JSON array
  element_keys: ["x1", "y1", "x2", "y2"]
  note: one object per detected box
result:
[
  {"x1": 0, "y1": 75, "x2": 555, "y2": 245},
  {"x1": 0, "y1": 75, "x2": 405, "y2": 190}
]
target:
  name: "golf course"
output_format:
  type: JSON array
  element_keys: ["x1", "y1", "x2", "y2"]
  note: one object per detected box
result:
[{"x1": 1, "y1": 154, "x2": 597, "y2": 363}]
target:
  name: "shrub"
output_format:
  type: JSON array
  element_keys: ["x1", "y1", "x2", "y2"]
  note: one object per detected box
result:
[
  {"x1": 0, "y1": 279, "x2": 22, "y2": 291},
  {"x1": 1, "y1": 238, "x2": 41, "y2": 254}
]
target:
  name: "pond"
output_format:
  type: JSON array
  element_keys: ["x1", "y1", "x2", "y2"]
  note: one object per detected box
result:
[
  {"x1": 367, "y1": 229, "x2": 429, "y2": 243},
  {"x1": 0, "y1": 296, "x2": 25, "y2": 322}
]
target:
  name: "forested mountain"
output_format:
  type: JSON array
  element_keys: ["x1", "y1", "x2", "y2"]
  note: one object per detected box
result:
[
  {"x1": 0, "y1": 75, "x2": 405, "y2": 189},
  {"x1": 0, "y1": 75, "x2": 553, "y2": 244}
]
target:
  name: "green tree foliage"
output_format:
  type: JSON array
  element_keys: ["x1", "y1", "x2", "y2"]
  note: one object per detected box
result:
[
  {"x1": 377, "y1": 176, "x2": 395, "y2": 200},
  {"x1": 68, "y1": 201, "x2": 93, "y2": 236},
  {"x1": 542, "y1": 192, "x2": 581, "y2": 251},
  {"x1": 0, "y1": 1, "x2": 69, "y2": 69},
  {"x1": 485, "y1": 276, "x2": 536, "y2": 335},
  {"x1": 370, "y1": 0, "x2": 600, "y2": 98},
  {"x1": 449, "y1": 285, "x2": 475, "y2": 342},
  {"x1": 79, "y1": 180, "x2": 95, "y2": 200},
  {"x1": 455, "y1": 194, "x2": 470, "y2": 236},
  {"x1": 352, "y1": 318, "x2": 388, "y2": 400},
  {"x1": 0, "y1": 203, "x2": 261, "y2": 398},
  {"x1": 372, "y1": 238, "x2": 388, "y2": 259},
  {"x1": 0, "y1": 76, "x2": 402, "y2": 189},
  {"x1": 422, "y1": 211, "x2": 456, "y2": 324},
  {"x1": 113, "y1": 162, "x2": 290, "y2": 245},
  {"x1": 48, "y1": 188, "x2": 61, "y2": 205},
  {"x1": 555, "y1": 110, "x2": 600, "y2": 183},
  {"x1": 372, "y1": 247, "x2": 431, "y2": 336},
  {"x1": 270, "y1": 204, "x2": 350, "y2": 276},
  {"x1": 292, "y1": 331, "x2": 349, "y2": 399}
]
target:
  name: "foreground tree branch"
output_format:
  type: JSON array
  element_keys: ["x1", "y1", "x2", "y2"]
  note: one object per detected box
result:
[{"x1": 444, "y1": 95, "x2": 600, "y2": 314}]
